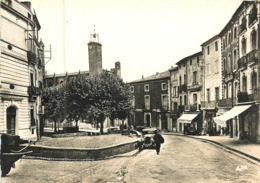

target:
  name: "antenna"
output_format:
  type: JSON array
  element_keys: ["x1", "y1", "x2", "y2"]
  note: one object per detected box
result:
[{"x1": 44, "y1": 45, "x2": 52, "y2": 65}]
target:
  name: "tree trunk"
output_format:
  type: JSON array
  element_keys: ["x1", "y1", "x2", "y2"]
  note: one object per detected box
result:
[
  {"x1": 54, "y1": 121, "x2": 57, "y2": 133},
  {"x1": 100, "y1": 122, "x2": 104, "y2": 135}
]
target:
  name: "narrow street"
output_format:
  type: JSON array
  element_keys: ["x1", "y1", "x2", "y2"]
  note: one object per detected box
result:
[{"x1": 2, "y1": 135, "x2": 260, "y2": 183}]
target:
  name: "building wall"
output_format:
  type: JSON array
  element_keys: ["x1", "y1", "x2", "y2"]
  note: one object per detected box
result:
[
  {"x1": 203, "y1": 38, "x2": 222, "y2": 103},
  {"x1": 130, "y1": 74, "x2": 170, "y2": 130},
  {"x1": 0, "y1": 0, "x2": 44, "y2": 140}
]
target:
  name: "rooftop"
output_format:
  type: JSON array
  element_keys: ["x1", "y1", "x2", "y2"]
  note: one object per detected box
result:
[{"x1": 129, "y1": 70, "x2": 170, "y2": 84}]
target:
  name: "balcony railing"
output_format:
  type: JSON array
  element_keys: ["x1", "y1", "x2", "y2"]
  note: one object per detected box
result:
[
  {"x1": 179, "y1": 84, "x2": 187, "y2": 93},
  {"x1": 184, "y1": 105, "x2": 189, "y2": 111},
  {"x1": 190, "y1": 104, "x2": 198, "y2": 112},
  {"x1": 238, "y1": 56, "x2": 248, "y2": 69},
  {"x1": 248, "y1": 7, "x2": 257, "y2": 26},
  {"x1": 187, "y1": 83, "x2": 202, "y2": 92},
  {"x1": 28, "y1": 86, "x2": 40, "y2": 102},
  {"x1": 238, "y1": 88, "x2": 260, "y2": 103},
  {"x1": 27, "y1": 51, "x2": 36, "y2": 65},
  {"x1": 247, "y1": 49, "x2": 258, "y2": 64},
  {"x1": 179, "y1": 105, "x2": 184, "y2": 113},
  {"x1": 224, "y1": 73, "x2": 234, "y2": 83},
  {"x1": 201, "y1": 101, "x2": 217, "y2": 109},
  {"x1": 218, "y1": 98, "x2": 232, "y2": 108}
]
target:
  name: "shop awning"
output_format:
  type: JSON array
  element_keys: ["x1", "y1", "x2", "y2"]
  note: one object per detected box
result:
[
  {"x1": 213, "y1": 105, "x2": 252, "y2": 127},
  {"x1": 177, "y1": 112, "x2": 200, "y2": 124}
]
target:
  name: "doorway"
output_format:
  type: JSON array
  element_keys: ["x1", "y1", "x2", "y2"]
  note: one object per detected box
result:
[
  {"x1": 146, "y1": 114, "x2": 151, "y2": 127},
  {"x1": 7, "y1": 106, "x2": 16, "y2": 135}
]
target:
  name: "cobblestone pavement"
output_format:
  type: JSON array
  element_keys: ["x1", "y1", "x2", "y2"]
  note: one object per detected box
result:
[{"x1": 2, "y1": 135, "x2": 260, "y2": 183}]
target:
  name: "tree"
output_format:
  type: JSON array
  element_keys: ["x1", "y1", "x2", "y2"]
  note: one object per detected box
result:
[
  {"x1": 42, "y1": 85, "x2": 65, "y2": 133},
  {"x1": 65, "y1": 73, "x2": 90, "y2": 127},
  {"x1": 88, "y1": 71, "x2": 132, "y2": 134}
]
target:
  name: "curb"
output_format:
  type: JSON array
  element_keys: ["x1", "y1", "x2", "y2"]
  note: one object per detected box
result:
[
  {"x1": 20, "y1": 139, "x2": 139, "y2": 160},
  {"x1": 165, "y1": 133, "x2": 260, "y2": 163}
]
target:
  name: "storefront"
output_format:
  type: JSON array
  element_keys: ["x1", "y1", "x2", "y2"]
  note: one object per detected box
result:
[
  {"x1": 177, "y1": 112, "x2": 202, "y2": 135},
  {"x1": 214, "y1": 104, "x2": 256, "y2": 141}
]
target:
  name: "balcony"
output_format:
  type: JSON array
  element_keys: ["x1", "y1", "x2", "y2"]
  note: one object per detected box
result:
[
  {"x1": 238, "y1": 88, "x2": 260, "y2": 103},
  {"x1": 27, "y1": 51, "x2": 36, "y2": 65},
  {"x1": 218, "y1": 98, "x2": 232, "y2": 108},
  {"x1": 247, "y1": 50, "x2": 258, "y2": 65},
  {"x1": 190, "y1": 105, "x2": 198, "y2": 112},
  {"x1": 248, "y1": 7, "x2": 257, "y2": 26},
  {"x1": 187, "y1": 83, "x2": 202, "y2": 92},
  {"x1": 178, "y1": 84, "x2": 187, "y2": 93},
  {"x1": 184, "y1": 105, "x2": 189, "y2": 111},
  {"x1": 201, "y1": 101, "x2": 217, "y2": 109},
  {"x1": 224, "y1": 73, "x2": 234, "y2": 83},
  {"x1": 238, "y1": 56, "x2": 248, "y2": 69},
  {"x1": 179, "y1": 105, "x2": 184, "y2": 113},
  {"x1": 28, "y1": 86, "x2": 40, "y2": 102}
]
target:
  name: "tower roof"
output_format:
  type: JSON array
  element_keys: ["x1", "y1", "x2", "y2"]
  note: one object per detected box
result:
[{"x1": 89, "y1": 25, "x2": 100, "y2": 43}]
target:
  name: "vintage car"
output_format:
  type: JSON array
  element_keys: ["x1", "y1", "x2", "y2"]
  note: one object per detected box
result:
[{"x1": 139, "y1": 128, "x2": 158, "y2": 149}]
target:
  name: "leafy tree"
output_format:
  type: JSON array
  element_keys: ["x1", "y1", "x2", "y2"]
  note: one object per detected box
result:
[
  {"x1": 65, "y1": 73, "x2": 90, "y2": 127},
  {"x1": 88, "y1": 71, "x2": 132, "y2": 134},
  {"x1": 42, "y1": 85, "x2": 65, "y2": 133}
]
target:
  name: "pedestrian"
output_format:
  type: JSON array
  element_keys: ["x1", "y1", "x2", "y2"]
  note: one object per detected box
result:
[{"x1": 153, "y1": 130, "x2": 164, "y2": 155}]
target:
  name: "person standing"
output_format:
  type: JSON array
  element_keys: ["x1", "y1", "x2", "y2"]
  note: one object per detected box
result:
[{"x1": 153, "y1": 130, "x2": 164, "y2": 155}]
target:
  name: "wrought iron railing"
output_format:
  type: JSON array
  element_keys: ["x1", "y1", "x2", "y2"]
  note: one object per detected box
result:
[
  {"x1": 218, "y1": 98, "x2": 232, "y2": 108},
  {"x1": 27, "y1": 51, "x2": 36, "y2": 65}
]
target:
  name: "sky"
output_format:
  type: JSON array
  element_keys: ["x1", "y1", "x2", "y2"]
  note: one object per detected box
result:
[{"x1": 29, "y1": 0, "x2": 243, "y2": 82}]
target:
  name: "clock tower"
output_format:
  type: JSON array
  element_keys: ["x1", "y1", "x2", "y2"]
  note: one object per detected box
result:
[{"x1": 88, "y1": 28, "x2": 102, "y2": 76}]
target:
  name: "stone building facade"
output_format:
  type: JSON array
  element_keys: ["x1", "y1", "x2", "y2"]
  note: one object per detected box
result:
[
  {"x1": 201, "y1": 35, "x2": 222, "y2": 135},
  {"x1": 128, "y1": 71, "x2": 170, "y2": 130},
  {"x1": 0, "y1": 0, "x2": 45, "y2": 140},
  {"x1": 175, "y1": 52, "x2": 204, "y2": 134}
]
